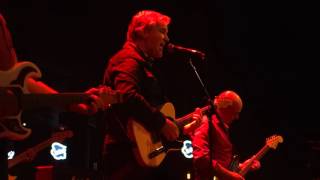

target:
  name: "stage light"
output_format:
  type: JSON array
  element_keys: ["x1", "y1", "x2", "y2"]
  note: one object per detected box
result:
[
  {"x1": 50, "y1": 142, "x2": 67, "y2": 160},
  {"x1": 7, "y1": 150, "x2": 15, "y2": 160},
  {"x1": 181, "y1": 140, "x2": 193, "y2": 159},
  {"x1": 186, "y1": 171, "x2": 192, "y2": 179}
]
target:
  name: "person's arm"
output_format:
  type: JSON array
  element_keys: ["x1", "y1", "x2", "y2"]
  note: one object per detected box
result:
[
  {"x1": 214, "y1": 163, "x2": 244, "y2": 180},
  {"x1": 0, "y1": 14, "x2": 18, "y2": 71},
  {"x1": 238, "y1": 158, "x2": 261, "y2": 172},
  {"x1": 26, "y1": 78, "x2": 103, "y2": 115},
  {"x1": 183, "y1": 107, "x2": 203, "y2": 135},
  {"x1": 0, "y1": 14, "x2": 101, "y2": 115},
  {"x1": 26, "y1": 78, "x2": 57, "y2": 94}
]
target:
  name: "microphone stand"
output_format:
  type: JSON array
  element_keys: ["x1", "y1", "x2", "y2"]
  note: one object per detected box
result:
[{"x1": 187, "y1": 57, "x2": 216, "y2": 178}]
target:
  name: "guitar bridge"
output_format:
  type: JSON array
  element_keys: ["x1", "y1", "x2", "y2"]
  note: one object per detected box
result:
[{"x1": 148, "y1": 146, "x2": 166, "y2": 159}]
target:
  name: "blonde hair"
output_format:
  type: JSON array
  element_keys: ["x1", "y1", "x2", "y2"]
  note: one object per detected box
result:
[{"x1": 126, "y1": 10, "x2": 171, "y2": 42}]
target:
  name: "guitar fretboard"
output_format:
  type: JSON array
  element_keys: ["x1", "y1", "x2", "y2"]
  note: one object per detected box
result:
[
  {"x1": 21, "y1": 93, "x2": 91, "y2": 110},
  {"x1": 176, "y1": 105, "x2": 211, "y2": 127},
  {"x1": 239, "y1": 144, "x2": 270, "y2": 176},
  {"x1": 8, "y1": 131, "x2": 72, "y2": 169}
]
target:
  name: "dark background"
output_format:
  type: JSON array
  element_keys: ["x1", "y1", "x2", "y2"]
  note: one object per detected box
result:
[{"x1": 1, "y1": 0, "x2": 318, "y2": 179}]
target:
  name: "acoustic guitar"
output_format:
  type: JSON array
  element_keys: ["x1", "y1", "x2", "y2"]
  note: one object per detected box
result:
[{"x1": 128, "y1": 102, "x2": 212, "y2": 167}]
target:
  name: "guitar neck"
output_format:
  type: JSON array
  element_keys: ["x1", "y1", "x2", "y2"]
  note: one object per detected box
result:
[
  {"x1": 239, "y1": 144, "x2": 270, "y2": 176},
  {"x1": 21, "y1": 93, "x2": 91, "y2": 111},
  {"x1": 175, "y1": 105, "x2": 211, "y2": 127},
  {"x1": 8, "y1": 136, "x2": 65, "y2": 169}
]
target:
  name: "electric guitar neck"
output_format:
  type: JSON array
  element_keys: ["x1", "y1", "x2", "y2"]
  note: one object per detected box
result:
[{"x1": 8, "y1": 130, "x2": 73, "y2": 169}]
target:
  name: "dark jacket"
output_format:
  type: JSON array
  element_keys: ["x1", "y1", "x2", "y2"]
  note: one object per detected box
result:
[{"x1": 103, "y1": 41, "x2": 167, "y2": 144}]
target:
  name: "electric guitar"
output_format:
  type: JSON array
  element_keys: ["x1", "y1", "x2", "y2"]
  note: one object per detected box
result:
[
  {"x1": 7, "y1": 130, "x2": 73, "y2": 180},
  {"x1": 214, "y1": 134, "x2": 284, "y2": 180},
  {"x1": 128, "y1": 102, "x2": 211, "y2": 167},
  {"x1": 8, "y1": 130, "x2": 74, "y2": 169},
  {"x1": 0, "y1": 61, "x2": 123, "y2": 141},
  {"x1": 238, "y1": 135, "x2": 283, "y2": 176}
]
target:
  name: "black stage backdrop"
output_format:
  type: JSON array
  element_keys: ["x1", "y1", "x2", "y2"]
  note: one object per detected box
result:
[{"x1": 1, "y1": 0, "x2": 318, "y2": 179}]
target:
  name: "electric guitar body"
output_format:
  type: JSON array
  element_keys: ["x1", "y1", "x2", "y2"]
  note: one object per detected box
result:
[
  {"x1": 0, "y1": 61, "x2": 41, "y2": 140},
  {"x1": 0, "y1": 61, "x2": 123, "y2": 141}
]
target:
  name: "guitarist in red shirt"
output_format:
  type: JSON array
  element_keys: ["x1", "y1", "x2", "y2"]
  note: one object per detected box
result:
[{"x1": 191, "y1": 90, "x2": 261, "y2": 180}]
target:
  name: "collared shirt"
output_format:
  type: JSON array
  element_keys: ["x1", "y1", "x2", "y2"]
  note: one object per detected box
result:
[{"x1": 191, "y1": 114, "x2": 233, "y2": 180}]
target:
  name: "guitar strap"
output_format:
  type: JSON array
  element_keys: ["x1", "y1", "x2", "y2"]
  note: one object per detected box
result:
[
  {"x1": 215, "y1": 112, "x2": 228, "y2": 134},
  {"x1": 207, "y1": 111, "x2": 229, "y2": 178},
  {"x1": 206, "y1": 107, "x2": 215, "y2": 178},
  {"x1": 215, "y1": 113, "x2": 240, "y2": 172}
]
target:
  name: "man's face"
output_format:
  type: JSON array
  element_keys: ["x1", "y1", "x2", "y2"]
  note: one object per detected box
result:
[
  {"x1": 142, "y1": 23, "x2": 169, "y2": 59},
  {"x1": 218, "y1": 100, "x2": 242, "y2": 125}
]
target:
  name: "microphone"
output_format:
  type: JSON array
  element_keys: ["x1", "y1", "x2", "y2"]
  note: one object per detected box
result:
[{"x1": 167, "y1": 43, "x2": 206, "y2": 60}]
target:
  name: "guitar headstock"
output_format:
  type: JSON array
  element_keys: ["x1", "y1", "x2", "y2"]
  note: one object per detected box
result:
[
  {"x1": 266, "y1": 134, "x2": 283, "y2": 150},
  {"x1": 52, "y1": 130, "x2": 74, "y2": 142}
]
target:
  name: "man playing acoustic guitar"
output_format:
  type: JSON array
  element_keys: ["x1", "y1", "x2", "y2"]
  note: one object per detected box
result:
[{"x1": 102, "y1": 10, "x2": 202, "y2": 180}]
